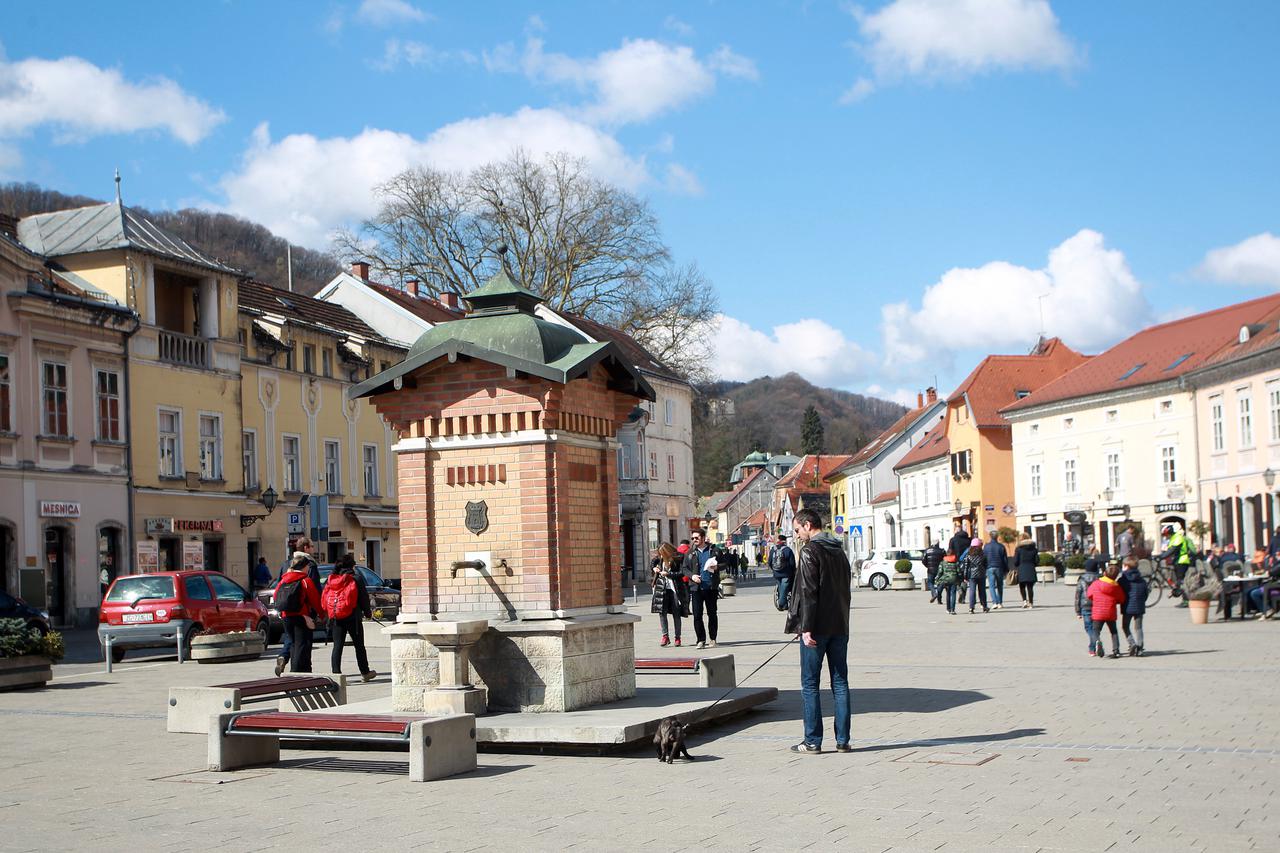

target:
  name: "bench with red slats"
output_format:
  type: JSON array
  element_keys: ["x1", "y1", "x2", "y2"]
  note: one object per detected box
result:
[
  {"x1": 212, "y1": 676, "x2": 339, "y2": 704},
  {"x1": 225, "y1": 711, "x2": 432, "y2": 743},
  {"x1": 635, "y1": 658, "x2": 701, "y2": 673}
]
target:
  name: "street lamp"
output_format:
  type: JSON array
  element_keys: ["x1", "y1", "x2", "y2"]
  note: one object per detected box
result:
[
  {"x1": 1102, "y1": 487, "x2": 1114, "y2": 503},
  {"x1": 953, "y1": 499, "x2": 964, "y2": 517},
  {"x1": 1265, "y1": 468, "x2": 1276, "y2": 489},
  {"x1": 239, "y1": 486, "x2": 279, "y2": 530}
]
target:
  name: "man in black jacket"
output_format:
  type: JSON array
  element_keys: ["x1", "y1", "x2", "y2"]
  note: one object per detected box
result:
[
  {"x1": 923, "y1": 540, "x2": 945, "y2": 603},
  {"x1": 769, "y1": 533, "x2": 796, "y2": 611},
  {"x1": 785, "y1": 508, "x2": 852, "y2": 754}
]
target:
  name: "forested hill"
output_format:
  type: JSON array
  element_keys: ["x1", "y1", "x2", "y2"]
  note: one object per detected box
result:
[
  {"x1": 0, "y1": 183, "x2": 340, "y2": 295},
  {"x1": 693, "y1": 373, "x2": 909, "y2": 495}
]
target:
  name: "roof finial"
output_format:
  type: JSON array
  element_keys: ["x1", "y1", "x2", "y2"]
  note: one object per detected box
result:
[{"x1": 114, "y1": 168, "x2": 122, "y2": 205}]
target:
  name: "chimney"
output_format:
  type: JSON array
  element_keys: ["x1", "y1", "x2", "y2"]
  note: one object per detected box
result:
[
  {"x1": 917, "y1": 391, "x2": 924, "y2": 409},
  {"x1": 441, "y1": 292, "x2": 460, "y2": 311},
  {"x1": 351, "y1": 261, "x2": 370, "y2": 281},
  {"x1": 406, "y1": 278, "x2": 419, "y2": 297},
  {"x1": 926, "y1": 386, "x2": 938, "y2": 404},
  {"x1": 0, "y1": 213, "x2": 16, "y2": 239}
]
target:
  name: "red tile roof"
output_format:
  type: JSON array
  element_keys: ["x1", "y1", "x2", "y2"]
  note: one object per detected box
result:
[
  {"x1": 240, "y1": 279, "x2": 385, "y2": 341},
  {"x1": 716, "y1": 467, "x2": 766, "y2": 513},
  {"x1": 951, "y1": 337, "x2": 1089, "y2": 425},
  {"x1": 1003, "y1": 296, "x2": 1280, "y2": 414},
  {"x1": 775, "y1": 454, "x2": 853, "y2": 493},
  {"x1": 366, "y1": 280, "x2": 464, "y2": 324},
  {"x1": 893, "y1": 421, "x2": 950, "y2": 471},
  {"x1": 870, "y1": 490, "x2": 900, "y2": 505},
  {"x1": 746, "y1": 509, "x2": 768, "y2": 527},
  {"x1": 1191, "y1": 300, "x2": 1280, "y2": 373}
]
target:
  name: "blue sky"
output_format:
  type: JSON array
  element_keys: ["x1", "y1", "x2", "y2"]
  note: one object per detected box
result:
[{"x1": 3, "y1": 0, "x2": 1279, "y2": 404}]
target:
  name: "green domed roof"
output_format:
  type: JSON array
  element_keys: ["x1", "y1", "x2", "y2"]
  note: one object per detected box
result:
[{"x1": 743, "y1": 450, "x2": 770, "y2": 464}]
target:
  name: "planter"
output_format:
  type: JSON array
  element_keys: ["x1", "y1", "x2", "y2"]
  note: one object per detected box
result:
[
  {"x1": 891, "y1": 574, "x2": 916, "y2": 591},
  {"x1": 720, "y1": 577, "x2": 737, "y2": 597},
  {"x1": 191, "y1": 631, "x2": 266, "y2": 664},
  {"x1": 0, "y1": 655, "x2": 53, "y2": 690},
  {"x1": 1187, "y1": 599, "x2": 1211, "y2": 625},
  {"x1": 1063, "y1": 568, "x2": 1084, "y2": 586},
  {"x1": 1038, "y1": 568, "x2": 1056, "y2": 583}
]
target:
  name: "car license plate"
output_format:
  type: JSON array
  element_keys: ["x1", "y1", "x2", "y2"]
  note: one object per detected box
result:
[{"x1": 121, "y1": 613, "x2": 154, "y2": 623}]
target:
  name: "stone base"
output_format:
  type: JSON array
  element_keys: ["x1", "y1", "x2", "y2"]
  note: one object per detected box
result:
[
  {"x1": 389, "y1": 612, "x2": 639, "y2": 713},
  {"x1": 423, "y1": 687, "x2": 488, "y2": 716},
  {"x1": 0, "y1": 656, "x2": 52, "y2": 690},
  {"x1": 891, "y1": 574, "x2": 916, "y2": 590},
  {"x1": 191, "y1": 632, "x2": 266, "y2": 664}
]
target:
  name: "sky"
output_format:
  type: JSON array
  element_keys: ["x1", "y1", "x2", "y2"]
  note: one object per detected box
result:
[{"x1": 2, "y1": 0, "x2": 1279, "y2": 406}]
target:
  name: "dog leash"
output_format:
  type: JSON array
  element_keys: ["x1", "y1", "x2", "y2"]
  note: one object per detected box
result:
[{"x1": 687, "y1": 635, "x2": 798, "y2": 725}]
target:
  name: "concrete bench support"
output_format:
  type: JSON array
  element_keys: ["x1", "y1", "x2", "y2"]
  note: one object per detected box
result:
[
  {"x1": 698, "y1": 654, "x2": 736, "y2": 689},
  {"x1": 168, "y1": 676, "x2": 346, "y2": 734},
  {"x1": 208, "y1": 712, "x2": 280, "y2": 771},
  {"x1": 409, "y1": 714, "x2": 478, "y2": 782}
]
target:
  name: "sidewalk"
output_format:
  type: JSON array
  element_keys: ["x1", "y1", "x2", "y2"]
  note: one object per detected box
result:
[{"x1": 2, "y1": 581, "x2": 1275, "y2": 851}]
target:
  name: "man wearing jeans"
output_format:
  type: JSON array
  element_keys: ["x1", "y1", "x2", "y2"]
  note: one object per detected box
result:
[
  {"x1": 983, "y1": 532, "x2": 1008, "y2": 610},
  {"x1": 785, "y1": 508, "x2": 852, "y2": 754},
  {"x1": 769, "y1": 533, "x2": 796, "y2": 611},
  {"x1": 682, "y1": 529, "x2": 719, "y2": 648}
]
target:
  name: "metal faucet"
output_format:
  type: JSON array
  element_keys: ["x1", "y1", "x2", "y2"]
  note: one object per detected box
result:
[{"x1": 450, "y1": 559, "x2": 486, "y2": 578}]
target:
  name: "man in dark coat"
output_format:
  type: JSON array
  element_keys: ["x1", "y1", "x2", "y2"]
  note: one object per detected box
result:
[
  {"x1": 922, "y1": 540, "x2": 945, "y2": 604},
  {"x1": 769, "y1": 533, "x2": 796, "y2": 611},
  {"x1": 982, "y1": 532, "x2": 1008, "y2": 609},
  {"x1": 785, "y1": 508, "x2": 852, "y2": 754},
  {"x1": 682, "y1": 529, "x2": 719, "y2": 648},
  {"x1": 948, "y1": 523, "x2": 971, "y2": 563}
]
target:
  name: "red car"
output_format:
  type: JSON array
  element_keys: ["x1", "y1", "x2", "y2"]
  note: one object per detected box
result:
[{"x1": 98, "y1": 571, "x2": 269, "y2": 663}]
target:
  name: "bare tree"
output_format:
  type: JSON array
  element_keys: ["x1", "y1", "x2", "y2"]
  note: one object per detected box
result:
[{"x1": 334, "y1": 151, "x2": 718, "y2": 377}]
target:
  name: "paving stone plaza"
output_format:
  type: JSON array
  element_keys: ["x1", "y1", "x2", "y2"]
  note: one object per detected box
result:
[{"x1": 2, "y1": 579, "x2": 1274, "y2": 852}]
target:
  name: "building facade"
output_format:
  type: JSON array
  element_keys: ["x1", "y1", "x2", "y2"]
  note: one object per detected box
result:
[{"x1": 893, "y1": 422, "x2": 952, "y2": 550}]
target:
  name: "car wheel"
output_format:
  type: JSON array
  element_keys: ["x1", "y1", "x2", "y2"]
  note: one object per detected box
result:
[
  {"x1": 182, "y1": 624, "x2": 203, "y2": 659},
  {"x1": 256, "y1": 620, "x2": 270, "y2": 648},
  {"x1": 110, "y1": 645, "x2": 127, "y2": 663},
  {"x1": 29, "y1": 620, "x2": 49, "y2": 637},
  {"x1": 870, "y1": 573, "x2": 889, "y2": 591}
]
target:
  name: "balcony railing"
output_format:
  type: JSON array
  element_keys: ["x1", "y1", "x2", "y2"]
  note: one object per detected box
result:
[{"x1": 158, "y1": 330, "x2": 209, "y2": 369}]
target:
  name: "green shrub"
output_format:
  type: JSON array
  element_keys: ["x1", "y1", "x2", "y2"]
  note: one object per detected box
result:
[
  {"x1": 1066, "y1": 554, "x2": 1087, "y2": 570},
  {"x1": 997, "y1": 527, "x2": 1019, "y2": 545},
  {"x1": 893, "y1": 559, "x2": 912, "y2": 574},
  {"x1": 1037, "y1": 552, "x2": 1057, "y2": 567},
  {"x1": 0, "y1": 618, "x2": 64, "y2": 661}
]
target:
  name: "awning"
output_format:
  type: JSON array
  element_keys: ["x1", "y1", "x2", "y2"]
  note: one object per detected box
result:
[{"x1": 351, "y1": 511, "x2": 399, "y2": 529}]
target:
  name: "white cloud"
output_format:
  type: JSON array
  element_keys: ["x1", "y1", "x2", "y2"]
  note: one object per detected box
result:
[
  {"x1": 0, "y1": 54, "x2": 224, "y2": 144},
  {"x1": 711, "y1": 315, "x2": 877, "y2": 387},
  {"x1": 0, "y1": 141, "x2": 20, "y2": 176},
  {"x1": 846, "y1": 0, "x2": 1078, "y2": 99},
  {"x1": 372, "y1": 39, "x2": 475, "y2": 71},
  {"x1": 489, "y1": 37, "x2": 756, "y2": 124},
  {"x1": 1196, "y1": 233, "x2": 1280, "y2": 288},
  {"x1": 880, "y1": 229, "x2": 1147, "y2": 364},
  {"x1": 664, "y1": 16, "x2": 694, "y2": 38},
  {"x1": 865, "y1": 384, "x2": 922, "y2": 407},
  {"x1": 838, "y1": 77, "x2": 876, "y2": 104},
  {"x1": 219, "y1": 110, "x2": 650, "y2": 248},
  {"x1": 663, "y1": 163, "x2": 703, "y2": 196},
  {"x1": 355, "y1": 0, "x2": 428, "y2": 26}
]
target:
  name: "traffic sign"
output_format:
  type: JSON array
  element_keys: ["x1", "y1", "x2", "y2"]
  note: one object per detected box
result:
[{"x1": 287, "y1": 511, "x2": 303, "y2": 534}]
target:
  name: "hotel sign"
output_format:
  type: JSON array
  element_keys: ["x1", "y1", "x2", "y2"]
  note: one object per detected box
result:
[{"x1": 1155, "y1": 503, "x2": 1186, "y2": 514}]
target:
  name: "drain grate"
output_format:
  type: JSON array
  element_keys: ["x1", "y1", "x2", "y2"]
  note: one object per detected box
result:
[{"x1": 892, "y1": 750, "x2": 999, "y2": 766}]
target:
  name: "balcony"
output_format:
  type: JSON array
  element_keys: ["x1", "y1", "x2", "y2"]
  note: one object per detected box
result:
[{"x1": 158, "y1": 330, "x2": 210, "y2": 369}]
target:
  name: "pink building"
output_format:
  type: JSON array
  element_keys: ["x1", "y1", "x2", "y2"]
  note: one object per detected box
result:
[{"x1": 0, "y1": 221, "x2": 138, "y2": 627}]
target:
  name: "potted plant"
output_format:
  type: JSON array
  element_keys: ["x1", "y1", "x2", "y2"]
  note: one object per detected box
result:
[
  {"x1": 1037, "y1": 551, "x2": 1057, "y2": 583},
  {"x1": 1187, "y1": 519, "x2": 1211, "y2": 551},
  {"x1": 1181, "y1": 562, "x2": 1217, "y2": 625},
  {"x1": 1063, "y1": 553, "x2": 1087, "y2": 585},
  {"x1": 891, "y1": 558, "x2": 916, "y2": 590},
  {"x1": 0, "y1": 618, "x2": 64, "y2": 690}
]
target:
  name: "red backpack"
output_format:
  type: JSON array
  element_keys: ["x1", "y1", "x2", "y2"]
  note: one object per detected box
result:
[{"x1": 322, "y1": 574, "x2": 358, "y2": 620}]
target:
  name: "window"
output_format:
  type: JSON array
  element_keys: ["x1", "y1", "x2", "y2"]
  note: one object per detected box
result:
[
  {"x1": 95, "y1": 369, "x2": 121, "y2": 441},
  {"x1": 283, "y1": 435, "x2": 301, "y2": 492},
  {"x1": 183, "y1": 575, "x2": 212, "y2": 601},
  {"x1": 664, "y1": 399, "x2": 674, "y2": 426},
  {"x1": 158, "y1": 409, "x2": 181, "y2": 477},
  {"x1": 666, "y1": 453, "x2": 675, "y2": 482},
  {"x1": 1030, "y1": 463, "x2": 1042, "y2": 498},
  {"x1": 199, "y1": 414, "x2": 223, "y2": 480},
  {"x1": 1160, "y1": 445, "x2": 1177, "y2": 485},
  {"x1": 1063, "y1": 458, "x2": 1077, "y2": 495},
  {"x1": 242, "y1": 430, "x2": 258, "y2": 489},
  {"x1": 1238, "y1": 392, "x2": 1253, "y2": 447},
  {"x1": 0, "y1": 352, "x2": 9, "y2": 432},
  {"x1": 1159, "y1": 399, "x2": 1174, "y2": 416},
  {"x1": 1105, "y1": 409, "x2": 1118, "y2": 424},
  {"x1": 1164, "y1": 353, "x2": 1193, "y2": 371},
  {"x1": 208, "y1": 574, "x2": 248, "y2": 602},
  {"x1": 1118, "y1": 363, "x2": 1145, "y2": 381},
  {"x1": 41, "y1": 360, "x2": 69, "y2": 437},
  {"x1": 922, "y1": 476, "x2": 929, "y2": 506},
  {"x1": 649, "y1": 451, "x2": 658, "y2": 479},
  {"x1": 284, "y1": 346, "x2": 295, "y2": 371},
  {"x1": 324, "y1": 440, "x2": 341, "y2": 494},
  {"x1": 1210, "y1": 395, "x2": 1224, "y2": 452},
  {"x1": 237, "y1": 327, "x2": 247, "y2": 350},
  {"x1": 1270, "y1": 382, "x2": 1280, "y2": 443},
  {"x1": 1030, "y1": 423, "x2": 1039, "y2": 435},
  {"x1": 950, "y1": 450, "x2": 972, "y2": 478},
  {"x1": 303, "y1": 344, "x2": 316, "y2": 375},
  {"x1": 322, "y1": 348, "x2": 333, "y2": 378},
  {"x1": 363, "y1": 444, "x2": 379, "y2": 496},
  {"x1": 1106, "y1": 451, "x2": 1121, "y2": 490},
  {"x1": 379, "y1": 361, "x2": 391, "y2": 374},
  {"x1": 1063, "y1": 417, "x2": 1074, "y2": 431}
]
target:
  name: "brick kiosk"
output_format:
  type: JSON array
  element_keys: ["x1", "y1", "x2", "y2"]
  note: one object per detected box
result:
[{"x1": 352, "y1": 261, "x2": 654, "y2": 713}]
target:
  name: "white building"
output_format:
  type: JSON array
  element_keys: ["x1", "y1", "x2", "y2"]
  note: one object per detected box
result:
[{"x1": 893, "y1": 421, "x2": 953, "y2": 550}]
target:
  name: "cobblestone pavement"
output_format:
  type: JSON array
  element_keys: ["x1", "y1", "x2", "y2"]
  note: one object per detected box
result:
[{"x1": 2, "y1": 580, "x2": 1276, "y2": 852}]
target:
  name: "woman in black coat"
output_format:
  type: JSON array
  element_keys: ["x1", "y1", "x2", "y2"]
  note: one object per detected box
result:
[
  {"x1": 1013, "y1": 535, "x2": 1039, "y2": 608},
  {"x1": 650, "y1": 543, "x2": 689, "y2": 647}
]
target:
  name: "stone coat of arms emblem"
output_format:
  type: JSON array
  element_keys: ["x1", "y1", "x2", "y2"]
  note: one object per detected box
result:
[{"x1": 465, "y1": 500, "x2": 489, "y2": 535}]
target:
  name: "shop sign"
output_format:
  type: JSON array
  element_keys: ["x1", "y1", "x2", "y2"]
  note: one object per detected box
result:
[
  {"x1": 1107, "y1": 505, "x2": 1130, "y2": 517},
  {"x1": 182, "y1": 541, "x2": 204, "y2": 571},
  {"x1": 39, "y1": 500, "x2": 80, "y2": 518},
  {"x1": 328, "y1": 529, "x2": 343, "y2": 540},
  {"x1": 1064, "y1": 510, "x2": 1088, "y2": 524},
  {"x1": 1001, "y1": 503, "x2": 1015, "y2": 515},
  {"x1": 173, "y1": 519, "x2": 224, "y2": 533},
  {"x1": 1030, "y1": 513, "x2": 1048, "y2": 522},
  {"x1": 145, "y1": 518, "x2": 173, "y2": 535},
  {"x1": 136, "y1": 541, "x2": 159, "y2": 573},
  {"x1": 984, "y1": 505, "x2": 995, "y2": 512},
  {"x1": 1155, "y1": 502, "x2": 1186, "y2": 514}
]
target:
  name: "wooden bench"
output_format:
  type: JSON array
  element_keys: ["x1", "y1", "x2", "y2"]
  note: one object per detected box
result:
[
  {"x1": 168, "y1": 675, "x2": 347, "y2": 734},
  {"x1": 635, "y1": 654, "x2": 736, "y2": 688},
  {"x1": 208, "y1": 711, "x2": 476, "y2": 782}
]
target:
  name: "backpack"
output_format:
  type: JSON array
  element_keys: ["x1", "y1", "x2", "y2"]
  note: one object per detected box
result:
[
  {"x1": 323, "y1": 574, "x2": 359, "y2": 620},
  {"x1": 275, "y1": 578, "x2": 303, "y2": 612}
]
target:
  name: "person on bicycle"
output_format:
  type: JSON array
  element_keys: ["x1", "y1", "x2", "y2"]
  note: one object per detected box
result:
[{"x1": 1158, "y1": 524, "x2": 1195, "y2": 607}]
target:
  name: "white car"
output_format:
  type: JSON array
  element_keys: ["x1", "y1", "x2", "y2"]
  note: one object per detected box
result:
[{"x1": 858, "y1": 549, "x2": 927, "y2": 590}]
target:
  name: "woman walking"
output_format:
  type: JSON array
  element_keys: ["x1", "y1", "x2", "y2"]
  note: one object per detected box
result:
[
  {"x1": 1014, "y1": 535, "x2": 1039, "y2": 608},
  {"x1": 963, "y1": 537, "x2": 989, "y2": 614},
  {"x1": 650, "y1": 543, "x2": 689, "y2": 647}
]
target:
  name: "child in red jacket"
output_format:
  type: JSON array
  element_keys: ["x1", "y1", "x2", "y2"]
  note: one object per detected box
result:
[{"x1": 1086, "y1": 562, "x2": 1127, "y2": 659}]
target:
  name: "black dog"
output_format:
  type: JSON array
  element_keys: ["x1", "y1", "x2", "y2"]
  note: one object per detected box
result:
[{"x1": 654, "y1": 716, "x2": 693, "y2": 763}]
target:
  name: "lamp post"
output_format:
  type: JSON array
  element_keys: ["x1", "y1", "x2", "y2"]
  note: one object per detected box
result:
[
  {"x1": 953, "y1": 499, "x2": 964, "y2": 517},
  {"x1": 1102, "y1": 487, "x2": 1114, "y2": 504},
  {"x1": 1264, "y1": 468, "x2": 1276, "y2": 489},
  {"x1": 239, "y1": 486, "x2": 278, "y2": 530}
]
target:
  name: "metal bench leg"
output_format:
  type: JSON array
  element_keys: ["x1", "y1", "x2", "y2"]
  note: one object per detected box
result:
[
  {"x1": 409, "y1": 714, "x2": 477, "y2": 782},
  {"x1": 209, "y1": 713, "x2": 279, "y2": 772}
]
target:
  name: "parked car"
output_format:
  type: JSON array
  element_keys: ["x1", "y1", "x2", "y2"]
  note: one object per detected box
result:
[
  {"x1": 256, "y1": 564, "x2": 400, "y2": 643},
  {"x1": 0, "y1": 590, "x2": 51, "y2": 635},
  {"x1": 97, "y1": 571, "x2": 268, "y2": 663},
  {"x1": 857, "y1": 549, "x2": 927, "y2": 590}
]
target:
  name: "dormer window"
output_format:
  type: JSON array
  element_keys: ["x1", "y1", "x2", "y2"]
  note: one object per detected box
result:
[
  {"x1": 1014, "y1": 389, "x2": 1030, "y2": 399},
  {"x1": 1240, "y1": 325, "x2": 1251, "y2": 344}
]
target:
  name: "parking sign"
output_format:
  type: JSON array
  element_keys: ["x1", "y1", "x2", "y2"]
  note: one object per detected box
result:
[{"x1": 287, "y1": 511, "x2": 304, "y2": 534}]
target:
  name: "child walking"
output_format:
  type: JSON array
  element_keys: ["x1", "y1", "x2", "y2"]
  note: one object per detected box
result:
[
  {"x1": 1116, "y1": 556, "x2": 1149, "y2": 656},
  {"x1": 1086, "y1": 562, "x2": 1127, "y2": 659},
  {"x1": 1074, "y1": 558, "x2": 1101, "y2": 656}
]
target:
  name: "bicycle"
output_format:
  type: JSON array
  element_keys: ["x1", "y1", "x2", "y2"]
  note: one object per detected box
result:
[{"x1": 1142, "y1": 557, "x2": 1181, "y2": 607}]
